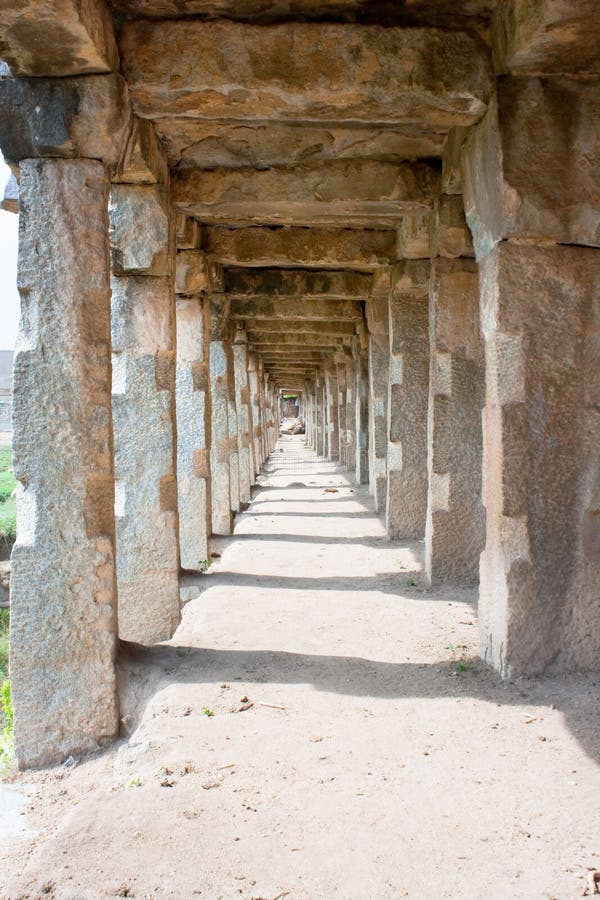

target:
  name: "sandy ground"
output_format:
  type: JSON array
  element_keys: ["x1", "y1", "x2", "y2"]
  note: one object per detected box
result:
[{"x1": 1, "y1": 436, "x2": 600, "y2": 900}]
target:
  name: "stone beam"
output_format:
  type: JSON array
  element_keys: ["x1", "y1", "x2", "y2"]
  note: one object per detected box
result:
[
  {"x1": 172, "y1": 161, "x2": 440, "y2": 228},
  {"x1": 244, "y1": 319, "x2": 356, "y2": 336},
  {"x1": 0, "y1": 0, "x2": 118, "y2": 77},
  {"x1": 162, "y1": 121, "x2": 446, "y2": 169},
  {"x1": 249, "y1": 335, "x2": 349, "y2": 349},
  {"x1": 202, "y1": 226, "x2": 396, "y2": 270},
  {"x1": 230, "y1": 298, "x2": 363, "y2": 321},
  {"x1": 0, "y1": 75, "x2": 131, "y2": 170},
  {"x1": 225, "y1": 268, "x2": 372, "y2": 300},
  {"x1": 492, "y1": 0, "x2": 600, "y2": 75},
  {"x1": 120, "y1": 21, "x2": 491, "y2": 126}
]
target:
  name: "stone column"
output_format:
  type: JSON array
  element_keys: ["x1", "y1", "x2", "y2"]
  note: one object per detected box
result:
[
  {"x1": 367, "y1": 293, "x2": 390, "y2": 513},
  {"x1": 175, "y1": 295, "x2": 211, "y2": 570},
  {"x1": 344, "y1": 357, "x2": 357, "y2": 476},
  {"x1": 336, "y1": 360, "x2": 347, "y2": 465},
  {"x1": 386, "y1": 261, "x2": 430, "y2": 540},
  {"x1": 227, "y1": 340, "x2": 241, "y2": 514},
  {"x1": 354, "y1": 347, "x2": 369, "y2": 485},
  {"x1": 11, "y1": 159, "x2": 119, "y2": 768},
  {"x1": 315, "y1": 370, "x2": 326, "y2": 457},
  {"x1": 325, "y1": 366, "x2": 339, "y2": 461},
  {"x1": 425, "y1": 258, "x2": 485, "y2": 583},
  {"x1": 462, "y1": 75, "x2": 600, "y2": 675},
  {"x1": 110, "y1": 183, "x2": 180, "y2": 644},
  {"x1": 208, "y1": 301, "x2": 234, "y2": 534},
  {"x1": 248, "y1": 351, "x2": 263, "y2": 475},
  {"x1": 233, "y1": 330, "x2": 254, "y2": 503}
]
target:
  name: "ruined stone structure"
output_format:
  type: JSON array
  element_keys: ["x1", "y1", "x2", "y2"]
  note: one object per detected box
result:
[{"x1": 0, "y1": 0, "x2": 598, "y2": 768}]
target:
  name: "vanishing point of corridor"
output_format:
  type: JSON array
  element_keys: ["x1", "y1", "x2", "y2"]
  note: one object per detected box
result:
[{"x1": 1, "y1": 437, "x2": 599, "y2": 899}]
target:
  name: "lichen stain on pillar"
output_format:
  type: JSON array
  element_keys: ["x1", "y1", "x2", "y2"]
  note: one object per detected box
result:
[{"x1": 10, "y1": 159, "x2": 119, "y2": 769}]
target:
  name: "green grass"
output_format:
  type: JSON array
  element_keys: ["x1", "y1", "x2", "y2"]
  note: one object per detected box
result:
[{"x1": 0, "y1": 445, "x2": 16, "y2": 554}]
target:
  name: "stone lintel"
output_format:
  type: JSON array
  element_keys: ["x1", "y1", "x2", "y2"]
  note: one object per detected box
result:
[
  {"x1": 243, "y1": 319, "x2": 356, "y2": 335},
  {"x1": 0, "y1": 0, "x2": 118, "y2": 77},
  {"x1": 201, "y1": 226, "x2": 396, "y2": 270},
  {"x1": 230, "y1": 298, "x2": 363, "y2": 321},
  {"x1": 172, "y1": 161, "x2": 440, "y2": 228},
  {"x1": 112, "y1": 116, "x2": 168, "y2": 185},
  {"x1": 224, "y1": 268, "x2": 372, "y2": 300}
]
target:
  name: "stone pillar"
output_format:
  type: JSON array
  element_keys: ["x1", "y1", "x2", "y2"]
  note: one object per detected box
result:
[
  {"x1": 354, "y1": 348, "x2": 369, "y2": 484},
  {"x1": 425, "y1": 258, "x2": 485, "y2": 583},
  {"x1": 248, "y1": 351, "x2": 263, "y2": 474},
  {"x1": 233, "y1": 331, "x2": 254, "y2": 503},
  {"x1": 462, "y1": 75, "x2": 600, "y2": 675},
  {"x1": 109, "y1": 183, "x2": 180, "y2": 644},
  {"x1": 336, "y1": 360, "x2": 347, "y2": 465},
  {"x1": 175, "y1": 295, "x2": 211, "y2": 571},
  {"x1": 209, "y1": 309, "x2": 234, "y2": 534},
  {"x1": 367, "y1": 294, "x2": 390, "y2": 513},
  {"x1": 227, "y1": 341, "x2": 241, "y2": 515},
  {"x1": 386, "y1": 261, "x2": 430, "y2": 540},
  {"x1": 11, "y1": 159, "x2": 119, "y2": 768},
  {"x1": 478, "y1": 244, "x2": 600, "y2": 674},
  {"x1": 344, "y1": 357, "x2": 357, "y2": 476},
  {"x1": 325, "y1": 366, "x2": 339, "y2": 461},
  {"x1": 315, "y1": 371, "x2": 326, "y2": 457}
]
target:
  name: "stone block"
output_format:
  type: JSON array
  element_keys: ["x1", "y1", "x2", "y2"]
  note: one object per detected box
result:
[
  {"x1": 0, "y1": 74, "x2": 131, "y2": 168},
  {"x1": 430, "y1": 195, "x2": 474, "y2": 258},
  {"x1": 1, "y1": 171, "x2": 18, "y2": 213},
  {"x1": 109, "y1": 185, "x2": 170, "y2": 276},
  {"x1": 0, "y1": 0, "x2": 118, "y2": 76},
  {"x1": 441, "y1": 126, "x2": 468, "y2": 195},
  {"x1": 397, "y1": 214, "x2": 431, "y2": 259},
  {"x1": 463, "y1": 76, "x2": 600, "y2": 259},
  {"x1": 113, "y1": 116, "x2": 168, "y2": 185},
  {"x1": 10, "y1": 159, "x2": 118, "y2": 769},
  {"x1": 175, "y1": 251, "x2": 210, "y2": 295}
]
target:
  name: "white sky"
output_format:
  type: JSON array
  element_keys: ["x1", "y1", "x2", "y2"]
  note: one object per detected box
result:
[{"x1": 0, "y1": 151, "x2": 19, "y2": 351}]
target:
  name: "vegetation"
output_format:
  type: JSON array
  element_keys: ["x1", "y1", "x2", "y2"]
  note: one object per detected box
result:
[
  {"x1": 0, "y1": 445, "x2": 16, "y2": 556},
  {"x1": 0, "y1": 609, "x2": 12, "y2": 775}
]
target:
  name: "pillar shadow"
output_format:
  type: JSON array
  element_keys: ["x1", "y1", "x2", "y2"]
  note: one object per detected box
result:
[{"x1": 118, "y1": 642, "x2": 600, "y2": 767}]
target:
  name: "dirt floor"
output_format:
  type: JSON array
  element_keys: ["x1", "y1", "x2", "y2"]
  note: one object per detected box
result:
[{"x1": 1, "y1": 436, "x2": 600, "y2": 900}]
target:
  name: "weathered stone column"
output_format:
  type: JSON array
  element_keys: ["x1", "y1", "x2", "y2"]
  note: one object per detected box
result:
[
  {"x1": 175, "y1": 295, "x2": 211, "y2": 570},
  {"x1": 11, "y1": 159, "x2": 119, "y2": 768},
  {"x1": 227, "y1": 341, "x2": 241, "y2": 514},
  {"x1": 233, "y1": 329, "x2": 254, "y2": 503},
  {"x1": 247, "y1": 351, "x2": 263, "y2": 474},
  {"x1": 354, "y1": 346, "x2": 369, "y2": 484},
  {"x1": 425, "y1": 258, "x2": 485, "y2": 583},
  {"x1": 110, "y1": 184, "x2": 180, "y2": 644},
  {"x1": 462, "y1": 74, "x2": 600, "y2": 675},
  {"x1": 386, "y1": 261, "x2": 430, "y2": 540},
  {"x1": 344, "y1": 357, "x2": 357, "y2": 475},
  {"x1": 315, "y1": 370, "x2": 326, "y2": 457},
  {"x1": 325, "y1": 366, "x2": 339, "y2": 461},
  {"x1": 208, "y1": 305, "x2": 234, "y2": 534},
  {"x1": 366, "y1": 284, "x2": 390, "y2": 513},
  {"x1": 336, "y1": 360, "x2": 348, "y2": 466}
]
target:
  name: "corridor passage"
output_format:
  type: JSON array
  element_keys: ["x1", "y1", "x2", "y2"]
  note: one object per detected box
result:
[{"x1": 2, "y1": 439, "x2": 600, "y2": 899}]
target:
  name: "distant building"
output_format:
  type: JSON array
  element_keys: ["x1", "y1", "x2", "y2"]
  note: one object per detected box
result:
[{"x1": 0, "y1": 350, "x2": 13, "y2": 433}]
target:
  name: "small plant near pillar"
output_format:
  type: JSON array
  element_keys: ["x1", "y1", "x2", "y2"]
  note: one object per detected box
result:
[{"x1": 197, "y1": 559, "x2": 210, "y2": 574}]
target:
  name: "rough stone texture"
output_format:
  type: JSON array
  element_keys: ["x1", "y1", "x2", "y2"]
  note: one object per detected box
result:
[
  {"x1": 397, "y1": 214, "x2": 431, "y2": 259},
  {"x1": 430, "y1": 195, "x2": 474, "y2": 258},
  {"x1": 172, "y1": 161, "x2": 441, "y2": 228},
  {"x1": 204, "y1": 227, "x2": 395, "y2": 270},
  {"x1": 462, "y1": 76, "x2": 600, "y2": 259},
  {"x1": 366, "y1": 294, "x2": 389, "y2": 513},
  {"x1": 231, "y1": 299, "x2": 362, "y2": 322},
  {"x1": 441, "y1": 126, "x2": 467, "y2": 195},
  {"x1": 176, "y1": 296, "x2": 210, "y2": 571},
  {"x1": 113, "y1": 116, "x2": 168, "y2": 186},
  {"x1": 10, "y1": 159, "x2": 118, "y2": 769},
  {"x1": 0, "y1": 0, "x2": 118, "y2": 77},
  {"x1": 176, "y1": 214, "x2": 201, "y2": 250},
  {"x1": 109, "y1": 185, "x2": 170, "y2": 276},
  {"x1": 425, "y1": 258, "x2": 485, "y2": 585},
  {"x1": 111, "y1": 274, "x2": 180, "y2": 644},
  {"x1": 343, "y1": 358, "x2": 356, "y2": 473},
  {"x1": 492, "y1": 0, "x2": 600, "y2": 75},
  {"x1": 479, "y1": 242, "x2": 600, "y2": 676},
  {"x1": 354, "y1": 349, "x2": 369, "y2": 484},
  {"x1": 121, "y1": 22, "x2": 491, "y2": 125},
  {"x1": 175, "y1": 251, "x2": 210, "y2": 296},
  {"x1": 386, "y1": 261, "x2": 430, "y2": 540},
  {"x1": 244, "y1": 319, "x2": 356, "y2": 336},
  {"x1": 247, "y1": 352, "x2": 262, "y2": 476},
  {"x1": 325, "y1": 368, "x2": 339, "y2": 461},
  {"x1": 209, "y1": 338, "x2": 233, "y2": 534},
  {"x1": 164, "y1": 121, "x2": 445, "y2": 170},
  {"x1": 225, "y1": 268, "x2": 372, "y2": 300},
  {"x1": 0, "y1": 74, "x2": 131, "y2": 170}
]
